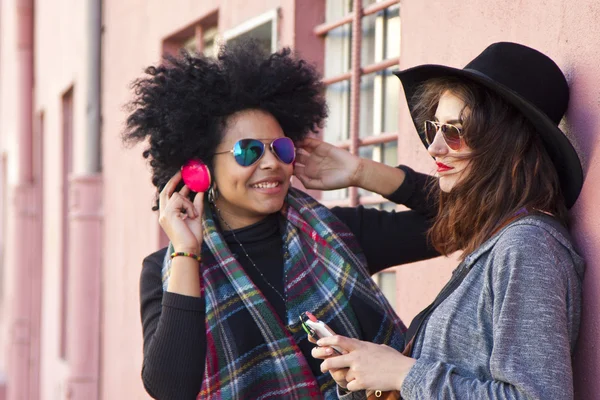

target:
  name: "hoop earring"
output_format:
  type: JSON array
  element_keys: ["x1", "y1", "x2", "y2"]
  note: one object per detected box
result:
[{"x1": 208, "y1": 186, "x2": 219, "y2": 204}]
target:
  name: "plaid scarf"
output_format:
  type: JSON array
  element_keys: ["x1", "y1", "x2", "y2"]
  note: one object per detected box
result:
[{"x1": 162, "y1": 188, "x2": 405, "y2": 399}]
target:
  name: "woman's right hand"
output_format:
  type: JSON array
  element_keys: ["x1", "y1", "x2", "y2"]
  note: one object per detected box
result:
[
  {"x1": 294, "y1": 137, "x2": 362, "y2": 190},
  {"x1": 158, "y1": 171, "x2": 204, "y2": 253}
]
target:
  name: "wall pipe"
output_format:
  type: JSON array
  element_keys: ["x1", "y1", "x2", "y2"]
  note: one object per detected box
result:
[{"x1": 65, "y1": 0, "x2": 103, "y2": 399}]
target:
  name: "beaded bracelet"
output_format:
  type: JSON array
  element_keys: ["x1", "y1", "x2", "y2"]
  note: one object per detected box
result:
[{"x1": 170, "y1": 251, "x2": 202, "y2": 262}]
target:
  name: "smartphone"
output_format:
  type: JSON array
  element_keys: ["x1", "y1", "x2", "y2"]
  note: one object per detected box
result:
[{"x1": 299, "y1": 311, "x2": 344, "y2": 354}]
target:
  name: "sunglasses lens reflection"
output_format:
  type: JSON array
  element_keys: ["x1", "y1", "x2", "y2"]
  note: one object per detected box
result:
[
  {"x1": 272, "y1": 137, "x2": 296, "y2": 164},
  {"x1": 425, "y1": 121, "x2": 437, "y2": 145},
  {"x1": 233, "y1": 139, "x2": 265, "y2": 166},
  {"x1": 232, "y1": 137, "x2": 296, "y2": 167},
  {"x1": 424, "y1": 121, "x2": 462, "y2": 150},
  {"x1": 440, "y1": 125, "x2": 462, "y2": 150}
]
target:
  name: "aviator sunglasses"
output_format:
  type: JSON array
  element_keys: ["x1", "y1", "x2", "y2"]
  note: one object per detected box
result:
[
  {"x1": 214, "y1": 137, "x2": 296, "y2": 167},
  {"x1": 424, "y1": 120, "x2": 464, "y2": 150}
]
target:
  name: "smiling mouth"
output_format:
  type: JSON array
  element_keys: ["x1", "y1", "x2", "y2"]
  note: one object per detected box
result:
[{"x1": 251, "y1": 181, "x2": 281, "y2": 189}]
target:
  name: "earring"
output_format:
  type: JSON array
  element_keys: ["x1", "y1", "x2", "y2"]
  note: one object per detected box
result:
[{"x1": 208, "y1": 186, "x2": 219, "y2": 204}]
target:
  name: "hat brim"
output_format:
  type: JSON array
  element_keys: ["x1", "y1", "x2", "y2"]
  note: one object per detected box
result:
[{"x1": 394, "y1": 65, "x2": 583, "y2": 209}]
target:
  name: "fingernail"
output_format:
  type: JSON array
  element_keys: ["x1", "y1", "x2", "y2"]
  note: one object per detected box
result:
[
  {"x1": 325, "y1": 348, "x2": 333, "y2": 355},
  {"x1": 316, "y1": 339, "x2": 323, "y2": 346}
]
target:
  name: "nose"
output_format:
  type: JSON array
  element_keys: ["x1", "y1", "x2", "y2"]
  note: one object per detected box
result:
[
  {"x1": 258, "y1": 144, "x2": 280, "y2": 169},
  {"x1": 427, "y1": 129, "x2": 449, "y2": 158}
]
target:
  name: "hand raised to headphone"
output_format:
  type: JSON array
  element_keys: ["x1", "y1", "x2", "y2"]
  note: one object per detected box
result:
[
  {"x1": 293, "y1": 137, "x2": 362, "y2": 191},
  {"x1": 158, "y1": 171, "x2": 204, "y2": 254}
]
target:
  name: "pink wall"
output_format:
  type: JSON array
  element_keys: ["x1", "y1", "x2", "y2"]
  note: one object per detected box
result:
[
  {"x1": 35, "y1": 0, "x2": 94, "y2": 397},
  {"x1": 0, "y1": 0, "x2": 18, "y2": 390},
  {"x1": 0, "y1": 0, "x2": 597, "y2": 398},
  {"x1": 397, "y1": 1, "x2": 600, "y2": 397},
  {"x1": 1, "y1": 0, "x2": 101, "y2": 398},
  {"x1": 0, "y1": 0, "x2": 43, "y2": 399}
]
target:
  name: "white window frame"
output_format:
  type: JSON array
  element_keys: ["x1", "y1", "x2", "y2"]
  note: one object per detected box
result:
[{"x1": 223, "y1": 8, "x2": 279, "y2": 52}]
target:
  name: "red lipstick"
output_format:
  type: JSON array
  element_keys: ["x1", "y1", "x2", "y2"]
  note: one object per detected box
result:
[{"x1": 436, "y1": 161, "x2": 454, "y2": 172}]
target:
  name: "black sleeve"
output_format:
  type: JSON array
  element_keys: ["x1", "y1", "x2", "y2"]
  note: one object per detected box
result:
[
  {"x1": 332, "y1": 207, "x2": 439, "y2": 274},
  {"x1": 386, "y1": 165, "x2": 439, "y2": 219},
  {"x1": 139, "y1": 248, "x2": 206, "y2": 400},
  {"x1": 332, "y1": 165, "x2": 440, "y2": 275}
]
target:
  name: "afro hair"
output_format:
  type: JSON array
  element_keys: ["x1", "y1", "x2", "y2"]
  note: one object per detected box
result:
[{"x1": 123, "y1": 39, "x2": 327, "y2": 209}]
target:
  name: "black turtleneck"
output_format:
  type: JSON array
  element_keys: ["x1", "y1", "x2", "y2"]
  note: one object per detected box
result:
[
  {"x1": 220, "y1": 213, "x2": 288, "y2": 320},
  {"x1": 139, "y1": 166, "x2": 439, "y2": 400}
]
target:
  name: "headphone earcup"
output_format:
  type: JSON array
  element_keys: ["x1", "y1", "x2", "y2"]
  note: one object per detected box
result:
[{"x1": 181, "y1": 159, "x2": 212, "y2": 193}]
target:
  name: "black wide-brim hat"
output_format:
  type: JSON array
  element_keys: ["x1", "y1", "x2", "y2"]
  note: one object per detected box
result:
[{"x1": 394, "y1": 42, "x2": 583, "y2": 209}]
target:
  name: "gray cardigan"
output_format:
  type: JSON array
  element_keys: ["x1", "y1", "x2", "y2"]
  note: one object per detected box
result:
[
  {"x1": 340, "y1": 214, "x2": 583, "y2": 400},
  {"x1": 400, "y1": 214, "x2": 584, "y2": 399}
]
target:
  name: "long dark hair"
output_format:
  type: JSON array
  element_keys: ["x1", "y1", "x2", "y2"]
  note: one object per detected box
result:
[{"x1": 412, "y1": 77, "x2": 568, "y2": 257}]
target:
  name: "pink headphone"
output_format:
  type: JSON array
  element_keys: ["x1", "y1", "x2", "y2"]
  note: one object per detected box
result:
[{"x1": 181, "y1": 159, "x2": 211, "y2": 193}]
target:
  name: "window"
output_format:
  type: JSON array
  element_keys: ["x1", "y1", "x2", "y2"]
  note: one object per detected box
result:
[
  {"x1": 223, "y1": 9, "x2": 279, "y2": 54},
  {"x1": 317, "y1": 0, "x2": 400, "y2": 204},
  {"x1": 180, "y1": 25, "x2": 219, "y2": 57},
  {"x1": 201, "y1": 26, "x2": 219, "y2": 58},
  {"x1": 316, "y1": 0, "x2": 401, "y2": 303},
  {"x1": 375, "y1": 270, "x2": 397, "y2": 311},
  {"x1": 163, "y1": 11, "x2": 219, "y2": 57}
]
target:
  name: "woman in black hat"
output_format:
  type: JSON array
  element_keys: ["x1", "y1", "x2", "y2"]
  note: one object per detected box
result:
[{"x1": 302, "y1": 42, "x2": 584, "y2": 399}]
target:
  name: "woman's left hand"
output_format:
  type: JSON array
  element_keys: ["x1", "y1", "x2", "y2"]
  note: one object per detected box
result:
[{"x1": 316, "y1": 335, "x2": 416, "y2": 392}]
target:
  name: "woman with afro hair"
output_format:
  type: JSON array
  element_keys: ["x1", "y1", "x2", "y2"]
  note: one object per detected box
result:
[{"x1": 124, "y1": 40, "x2": 437, "y2": 400}]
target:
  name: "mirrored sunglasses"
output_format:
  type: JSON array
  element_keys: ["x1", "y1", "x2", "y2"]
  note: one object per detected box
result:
[
  {"x1": 214, "y1": 137, "x2": 296, "y2": 167},
  {"x1": 424, "y1": 120, "x2": 464, "y2": 150}
]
